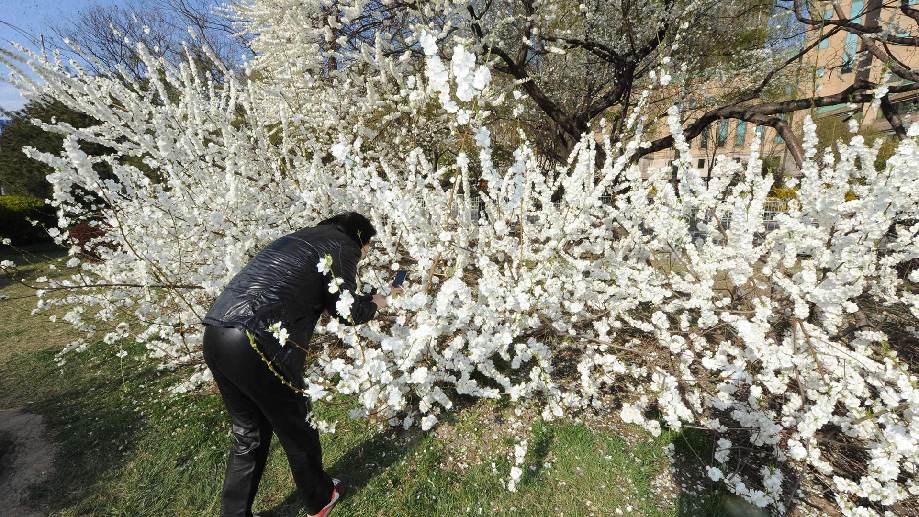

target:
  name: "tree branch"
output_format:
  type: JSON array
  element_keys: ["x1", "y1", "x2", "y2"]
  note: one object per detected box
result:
[
  {"x1": 793, "y1": 0, "x2": 919, "y2": 46},
  {"x1": 467, "y1": 3, "x2": 583, "y2": 147},
  {"x1": 901, "y1": 0, "x2": 919, "y2": 25},
  {"x1": 540, "y1": 34, "x2": 625, "y2": 65},
  {"x1": 880, "y1": 94, "x2": 908, "y2": 140},
  {"x1": 636, "y1": 81, "x2": 919, "y2": 163}
]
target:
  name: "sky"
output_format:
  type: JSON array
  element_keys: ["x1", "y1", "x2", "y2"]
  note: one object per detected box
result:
[{"x1": 1, "y1": 0, "x2": 119, "y2": 113}]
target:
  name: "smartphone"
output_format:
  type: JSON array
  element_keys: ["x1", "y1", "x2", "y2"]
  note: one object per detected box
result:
[{"x1": 392, "y1": 270, "x2": 408, "y2": 288}]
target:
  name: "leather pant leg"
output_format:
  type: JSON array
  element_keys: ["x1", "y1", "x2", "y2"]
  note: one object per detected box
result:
[
  {"x1": 204, "y1": 326, "x2": 274, "y2": 517},
  {"x1": 203, "y1": 324, "x2": 334, "y2": 516}
]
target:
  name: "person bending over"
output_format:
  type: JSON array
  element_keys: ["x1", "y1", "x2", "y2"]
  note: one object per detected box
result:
[{"x1": 202, "y1": 212, "x2": 388, "y2": 517}]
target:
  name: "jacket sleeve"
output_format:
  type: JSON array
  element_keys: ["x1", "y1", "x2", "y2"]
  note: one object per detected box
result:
[{"x1": 324, "y1": 245, "x2": 378, "y2": 325}]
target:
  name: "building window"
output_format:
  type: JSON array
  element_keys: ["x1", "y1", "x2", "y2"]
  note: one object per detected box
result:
[
  {"x1": 839, "y1": 1, "x2": 864, "y2": 73},
  {"x1": 851, "y1": 0, "x2": 864, "y2": 22},
  {"x1": 888, "y1": 14, "x2": 911, "y2": 38},
  {"x1": 697, "y1": 158, "x2": 706, "y2": 169},
  {"x1": 700, "y1": 126, "x2": 710, "y2": 149},
  {"x1": 841, "y1": 33, "x2": 858, "y2": 73},
  {"x1": 735, "y1": 121, "x2": 746, "y2": 146},
  {"x1": 717, "y1": 120, "x2": 729, "y2": 146},
  {"x1": 818, "y1": 9, "x2": 832, "y2": 48}
]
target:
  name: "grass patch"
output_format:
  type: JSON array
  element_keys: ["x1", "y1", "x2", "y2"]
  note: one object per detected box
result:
[
  {"x1": 1, "y1": 341, "x2": 718, "y2": 516},
  {"x1": 0, "y1": 243, "x2": 78, "y2": 364}
]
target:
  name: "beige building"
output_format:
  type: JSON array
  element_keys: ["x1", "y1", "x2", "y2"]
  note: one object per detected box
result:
[
  {"x1": 805, "y1": 0, "x2": 919, "y2": 131},
  {"x1": 638, "y1": 0, "x2": 919, "y2": 180}
]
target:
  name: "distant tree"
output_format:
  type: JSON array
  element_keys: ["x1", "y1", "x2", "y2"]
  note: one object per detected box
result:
[
  {"x1": 50, "y1": 0, "x2": 252, "y2": 81},
  {"x1": 1, "y1": 1, "x2": 246, "y2": 199},
  {"x1": 814, "y1": 111, "x2": 899, "y2": 169},
  {"x1": 0, "y1": 98, "x2": 108, "y2": 199}
]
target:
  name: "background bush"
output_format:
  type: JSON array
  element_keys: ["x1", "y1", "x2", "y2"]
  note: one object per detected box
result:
[{"x1": 0, "y1": 195, "x2": 55, "y2": 245}]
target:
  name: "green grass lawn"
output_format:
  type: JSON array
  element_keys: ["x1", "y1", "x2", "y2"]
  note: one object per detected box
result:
[
  {"x1": 0, "y1": 243, "x2": 77, "y2": 364},
  {"x1": 0, "y1": 248, "x2": 725, "y2": 516}
]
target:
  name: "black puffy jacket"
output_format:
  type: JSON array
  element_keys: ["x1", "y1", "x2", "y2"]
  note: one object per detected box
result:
[{"x1": 202, "y1": 223, "x2": 378, "y2": 357}]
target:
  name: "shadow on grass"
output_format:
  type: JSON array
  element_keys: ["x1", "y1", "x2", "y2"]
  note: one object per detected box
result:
[
  {"x1": 0, "y1": 347, "x2": 156, "y2": 514},
  {"x1": 260, "y1": 395, "x2": 488, "y2": 516},
  {"x1": 0, "y1": 429, "x2": 15, "y2": 480},
  {"x1": 520, "y1": 421, "x2": 554, "y2": 486},
  {"x1": 262, "y1": 429, "x2": 423, "y2": 517},
  {"x1": 0, "y1": 243, "x2": 66, "y2": 288},
  {"x1": 669, "y1": 427, "x2": 779, "y2": 517},
  {"x1": 672, "y1": 432, "x2": 722, "y2": 516}
]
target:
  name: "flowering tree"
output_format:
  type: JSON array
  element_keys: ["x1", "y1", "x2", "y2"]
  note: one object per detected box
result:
[
  {"x1": 231, "y1": 0, "x2": 782, "y2": 163},
  {"x1": 1, "y1": 0, "x2": 919, "y2": 514}
]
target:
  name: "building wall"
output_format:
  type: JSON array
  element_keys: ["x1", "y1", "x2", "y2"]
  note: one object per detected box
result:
[{"x1": 637, "y1": 120, "x2": 792, "y2": 179}]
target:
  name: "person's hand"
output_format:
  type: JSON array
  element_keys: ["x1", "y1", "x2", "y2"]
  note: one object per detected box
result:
[{"x1": 372, "y1": 293, "x2": 388, "y2": 309}]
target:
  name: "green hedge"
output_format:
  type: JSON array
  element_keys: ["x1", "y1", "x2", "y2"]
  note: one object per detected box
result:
[{"x1": 0, "y1": 195, "x2": 56, "y2": 245}]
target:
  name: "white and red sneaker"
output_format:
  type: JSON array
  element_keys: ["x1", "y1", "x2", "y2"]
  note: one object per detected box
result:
[{"x1": 308, "y1": 478, "x2": 344, "y2": 517}]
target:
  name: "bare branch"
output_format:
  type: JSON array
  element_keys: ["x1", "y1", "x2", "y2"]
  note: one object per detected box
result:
[
  {"x1": 901, "y1": 0, "x2": 919, "y2": 25},
  {"x1": 880, "y1": 95, "x2": 908, "y2": 140},
  {"x1": 637, "y1": 81, "x2": 919, "y2": 162},
  {"x1": 793, "y1": 0, "x2": 919, "y2": 46}
]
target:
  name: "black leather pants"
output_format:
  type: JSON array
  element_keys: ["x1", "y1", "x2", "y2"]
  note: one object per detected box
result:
[{"x1": 202, "y1": 324, "x2": 334, "y2": 517}]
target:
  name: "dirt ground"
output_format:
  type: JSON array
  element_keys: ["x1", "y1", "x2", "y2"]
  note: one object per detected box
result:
[{"x1": 0, "y1": 409, "x2": 56, "y2": 517}]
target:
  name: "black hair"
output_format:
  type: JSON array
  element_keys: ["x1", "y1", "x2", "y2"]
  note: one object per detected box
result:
[{"x1": 318, "y1": 212, "x2": 377, "y2": 247}]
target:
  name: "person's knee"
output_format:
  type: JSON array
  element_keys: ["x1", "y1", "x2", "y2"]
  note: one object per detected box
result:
[{"x1": 230, "y1": 424, "x2": 264, "y2": 456}]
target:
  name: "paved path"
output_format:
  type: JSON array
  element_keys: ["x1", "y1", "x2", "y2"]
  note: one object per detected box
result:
[{"x1": 0, "y1": 408, "x2": 55, "y2": 517}]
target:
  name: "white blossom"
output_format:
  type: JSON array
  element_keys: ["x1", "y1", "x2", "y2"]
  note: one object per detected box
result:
[
  {"x1": 317, "y1": 254, "x2": 333, "y2": 275},
  {"x1": 268, "y1": 322, "x2": 290, "y2": 346}
]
